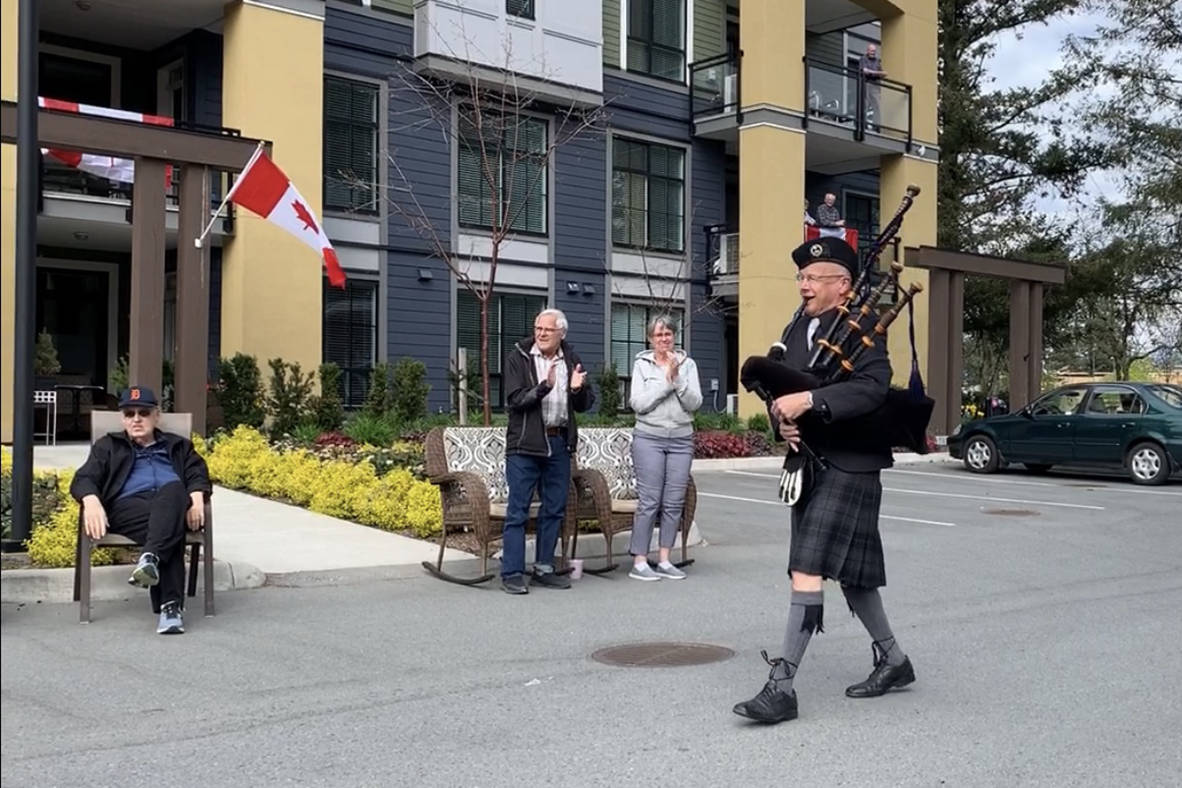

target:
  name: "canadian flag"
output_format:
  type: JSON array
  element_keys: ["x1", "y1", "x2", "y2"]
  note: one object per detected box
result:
[
  {"x1": 226, "y1": 148, "x2": 346, "y2": 288},
  {"x1": 38, "y1": 97, "x2": 173, "y2": 187},
  {"x1": 805, "y1": 224, "x2": 860, "y2": 249}
]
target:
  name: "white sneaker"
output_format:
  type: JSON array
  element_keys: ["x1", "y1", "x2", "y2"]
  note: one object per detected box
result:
[
  {"x1": 629, "y1": 563, "x2": 662, "y2": 582},
  {"x1": 654, "y1": 563, "x2": 686, "y2": 580}
]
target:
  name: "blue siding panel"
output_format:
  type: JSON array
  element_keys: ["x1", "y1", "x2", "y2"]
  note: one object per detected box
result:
[
  {"x1": 555, "y1": 132, "x2": 607, "y2": 274},
  {"x1": 325, "y1": 6, "x2": 413, "y2": 75},
  {"x1": 603, "y1": 73, "x2": 691, "y2": 141},
  {"x1": 555, "y1": 274, "x2": 606, "y2": 378},
  {"x1": 187, "y1": 31, "x2": 222, "y2": 129},
  {"x1": 689, "y1": 139, "x2": 725, "y2": 396}
]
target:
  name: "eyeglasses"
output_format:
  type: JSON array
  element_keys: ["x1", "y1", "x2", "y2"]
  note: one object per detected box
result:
[
  {"x1": 534, "y1": 326, "x2": 559, "y2": 334},
  {"x1": 795, "y1": 273, "x2": 849, "y2": 284},
  {"x1": 122, "y1": 408, "x2": 153, "y2": 419}
]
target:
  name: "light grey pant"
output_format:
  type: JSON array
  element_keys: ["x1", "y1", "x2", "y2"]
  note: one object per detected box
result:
[{"x1": 629, "y1": 432, "x2": 694, "y2": 556}]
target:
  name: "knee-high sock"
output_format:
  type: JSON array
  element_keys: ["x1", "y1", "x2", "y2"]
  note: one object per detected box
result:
[
  {"x1": 842, "y1": 585, "x2": 905, "y2": 666},
  {"x1": 770, "y1": 589, "x2": 824, "y2": 694}
]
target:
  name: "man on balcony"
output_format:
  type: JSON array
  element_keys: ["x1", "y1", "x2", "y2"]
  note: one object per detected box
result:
[
  {"x1": 860, "y1": 43, "x2": 886, "y2": 129},
  {"x1": 815, "y1": 193, "x2": 846, "y2": 239}
]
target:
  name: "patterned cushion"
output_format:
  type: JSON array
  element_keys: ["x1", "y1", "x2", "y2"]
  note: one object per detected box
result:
[
  {"x1": 577, "y1": 428, "x2": 638, "y2": 500},
  {"x1": 442, "y1": 428, "x2": 510, "y2": 503}
]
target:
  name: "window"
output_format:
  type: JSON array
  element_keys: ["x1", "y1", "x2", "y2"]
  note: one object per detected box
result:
[
  {"x1": 1148, "y1": 384, "x2": 1182, "y2": 410},
  {"x1": 1085, "y1": 386, "x2": 1146, "y2": 416},
  {"x1": 1030, "y1": 387, "x2": 1087, "y2": 417},
  {"x1": 506, "y1": 0, "x2": 535, "y2": 20},
  {"x1": 457, "y1": 290, "x2": 547, "y2": 410},
  {"x1": 610, "y1": 303, "x2": 684, "y2": 379},
  {"x1": 323, "y1": 278, "x2": 378, "y2": 408},
  {"x1": 627, "y1": 0, "x2": 686, "y2": 81},
  {"x1": 457, "y1": 113, "x2": 548, "y2": 234},
  {"x1": 324, "y1": 76, "x2": 379, "y2": 213},
  {"x1": 612, "y1": 138, "x2": 685, "y2": 252}
]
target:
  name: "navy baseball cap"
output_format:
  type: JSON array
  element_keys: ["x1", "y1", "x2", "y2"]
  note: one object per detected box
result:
[{"x1": 118, "y1": 386, "x2": 159, "y2": 409}]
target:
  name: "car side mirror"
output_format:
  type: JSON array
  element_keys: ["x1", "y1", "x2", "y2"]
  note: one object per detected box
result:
[{"x1": 1020, "y1": 406, "x2": 1034, "y2": 419}]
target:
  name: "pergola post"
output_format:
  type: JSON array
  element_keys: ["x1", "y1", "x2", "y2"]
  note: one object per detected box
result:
[
  {"x1": 174, "y1": 164, "x2": 211, "y2": 432},
  {"x1": 129, "y1": 157, "x2": 167, "y2": 396}
]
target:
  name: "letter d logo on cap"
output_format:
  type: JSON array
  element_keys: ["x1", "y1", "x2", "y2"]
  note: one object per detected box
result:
[{"x1": 130, "y1": 388, "x2": 141, "y2": 401}]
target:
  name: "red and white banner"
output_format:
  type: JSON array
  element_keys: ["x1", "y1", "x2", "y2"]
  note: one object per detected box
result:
[
  {"x1": 38, "y1": 97, "x2": 173, "y2": 187},
  {"x1": 227, "y1": 148, "x2": 346, "y2": 288},
  {"x1": 805, "y1": 224, "x2": 859, "y2": 249}
]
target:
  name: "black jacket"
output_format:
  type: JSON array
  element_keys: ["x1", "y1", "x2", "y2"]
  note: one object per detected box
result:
[
  {"x1": 504, "y1": 338, "x2": 595, "y2": 457},
  {"x1": 70, "y1": 429, "x2": 213, "y2": 508},
  {"x1": 778, "y1": 309, "x2": 893, "y2": 472}
]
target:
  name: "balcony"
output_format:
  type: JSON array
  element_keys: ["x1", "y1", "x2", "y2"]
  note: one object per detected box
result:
[
  {"x1": 803, "y1": 57, "x2": 913, "y2": 170},
  {"x1": 690, "y1": 53, "x2": 740, "y2": 140}
]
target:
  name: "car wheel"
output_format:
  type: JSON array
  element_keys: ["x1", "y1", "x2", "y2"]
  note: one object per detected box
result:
[
  {"x1": 1024, "y1": 463, "x2": 1053, "y2": 474},
  {"x1": 1127, "y1": 442, "x2": 1169, "y2": 485},
  {"x1": 963, "y1": 435, "x2": 1000, "y2": 474}
]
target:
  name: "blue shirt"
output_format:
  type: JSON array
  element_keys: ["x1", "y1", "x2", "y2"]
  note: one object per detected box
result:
[{"x1": 117, "y1": 440, "x2": 181, "y2": 499}]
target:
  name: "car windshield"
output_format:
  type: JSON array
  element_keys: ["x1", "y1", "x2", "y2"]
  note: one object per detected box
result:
[{"x1": 1147, "y1": 385, "x2": 1182, "y2": 409}]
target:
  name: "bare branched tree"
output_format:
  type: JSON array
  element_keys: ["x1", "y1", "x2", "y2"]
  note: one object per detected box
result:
[{"x1": 336, "y1": 21, "x2": 607, "y2": 425}]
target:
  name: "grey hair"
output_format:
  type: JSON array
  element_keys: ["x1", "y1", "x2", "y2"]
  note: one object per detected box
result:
[
  {"x1": 536, "y1": 308, "x2": 568, "y2": 336},
  {"x1": 647, "y1": 313, "x2": 680, "y2": 337}
]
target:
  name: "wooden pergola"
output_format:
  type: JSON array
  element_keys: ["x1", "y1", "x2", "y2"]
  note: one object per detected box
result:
[
  {"x1": 906, "y1": 245, "x2": 1067, "y2": 436},
  {"x1": 1, "y1": 100, "x2": 267, "y2": 433}
]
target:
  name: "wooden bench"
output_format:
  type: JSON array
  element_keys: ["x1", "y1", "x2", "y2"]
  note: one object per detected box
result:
[
  {"x1": 422, "y1": 426, "x2": 582, "y2": 585},
  {"x1": 571, "y1": 427, "x2": 697, "y2": 571},
  {"x1": 73, "y1": 411, "x2": 214, "y2": 623}
]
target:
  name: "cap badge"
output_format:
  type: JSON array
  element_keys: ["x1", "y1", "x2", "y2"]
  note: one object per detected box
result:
[{"x1": 809, "y1": 243, "x2": 824, "y2": 257}]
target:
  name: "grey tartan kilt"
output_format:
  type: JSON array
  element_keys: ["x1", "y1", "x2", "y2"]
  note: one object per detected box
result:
[{"x1": 788, "y1": 466, "x2": 886, "y2": 588}]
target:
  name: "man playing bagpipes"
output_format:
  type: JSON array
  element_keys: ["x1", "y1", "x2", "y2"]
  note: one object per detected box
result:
[{"x1": 732, "y1": 236, "x2": 919, "y2": 725}]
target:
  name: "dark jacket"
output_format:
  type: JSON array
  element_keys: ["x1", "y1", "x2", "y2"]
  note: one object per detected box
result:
[
  {"x1": 778, "y1": 308, "x2": 893, "y2": 472},
  {"x1": 504, "y1": 338, "x2": 595, "y2": 457},
  {"x1": 70, "y1": 429, "x2": 212, "y2": 508}
]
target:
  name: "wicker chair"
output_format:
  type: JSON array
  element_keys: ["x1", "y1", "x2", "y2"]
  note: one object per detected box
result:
[
  {"x1": 422, "y1": 426, "x2": 578, "y2": 585},
  {"x1": 570, "y1": 428, "x2": 698, "y2": 572}
]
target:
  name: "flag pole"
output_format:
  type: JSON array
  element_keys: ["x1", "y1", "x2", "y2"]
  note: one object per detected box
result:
[{"x1": 194, "y1": 140, "x2": 265, "y2": 248}]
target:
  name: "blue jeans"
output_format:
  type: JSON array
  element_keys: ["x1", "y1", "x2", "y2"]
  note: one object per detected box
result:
[{"x1": 502, "y1": 435, "x2": 570, "y2": 578}]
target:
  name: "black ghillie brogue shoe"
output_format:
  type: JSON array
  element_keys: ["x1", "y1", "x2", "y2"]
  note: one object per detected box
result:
[
  {"x1": 845, "y1": 640, "x2": 915, "y2": 698},
  {"x1": 732, "y1": 650, "x2": 799, "y2": 724}
]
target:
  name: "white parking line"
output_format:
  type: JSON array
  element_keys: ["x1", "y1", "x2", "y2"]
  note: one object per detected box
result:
[
  {"x1": 724, "y1": 470, "x2": 779, "y2": 479},
  {"x1": 881, "y1": 487, "x2": 1104, "y2": 510},
  {"x1": 884, "y1": 468, "x2": 1059, "y2": 488},
  {"x1": 696, "y1": 491, "x2": 957, "y2": 526}
]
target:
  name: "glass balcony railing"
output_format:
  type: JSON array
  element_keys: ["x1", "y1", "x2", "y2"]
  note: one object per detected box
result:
[
  {"x1": 803, "y1": 57, "x2": 912, "y2": 146},
  {"x1": 690, "y1": 52, "x2": 740, "y2": 120}
]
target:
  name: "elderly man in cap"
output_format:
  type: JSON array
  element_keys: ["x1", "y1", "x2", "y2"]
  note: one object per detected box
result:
[
  {"x1": 70, "y1": 386, "x2": 211, "y2": 634},
  {"x1": 732, "y1": 238, "x2": 915, "y2": 724}
]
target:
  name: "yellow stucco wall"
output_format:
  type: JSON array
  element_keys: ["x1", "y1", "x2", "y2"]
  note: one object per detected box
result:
[
  {"x1": 2, "y1": 0, "x2": 19, "y2": 442},
  {"x1": 736, "y1": 0, "x2": 809, "y2": 418},
  {"x1": 219, "y1": 2, "x2": 324, "y2": 375},
  {"x1": 881, "y1": 2, "x2": 939, "y2": 144}
]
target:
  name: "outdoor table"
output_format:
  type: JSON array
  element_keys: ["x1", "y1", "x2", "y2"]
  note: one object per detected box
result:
[{"x1": 53, "y1": 384, "x2": 109, "y2": 439}]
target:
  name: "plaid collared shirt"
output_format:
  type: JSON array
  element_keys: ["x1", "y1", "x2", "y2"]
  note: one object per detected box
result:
[{"x1": 531, "y1": 344, "x2": 568, "y2": 428}]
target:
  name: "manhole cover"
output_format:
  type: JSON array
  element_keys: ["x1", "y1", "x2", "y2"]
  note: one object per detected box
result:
[
  {"x1": 982, "y1": 508, "x2": 1039, "y2": 517},
  {"x1": 591, "y1": 642, "x2": 735, "y2": 667}
]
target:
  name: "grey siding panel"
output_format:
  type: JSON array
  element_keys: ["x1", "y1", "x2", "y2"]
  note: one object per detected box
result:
[
  {"x1": 555, "y1": 132, "x2": 607, "y2": 274},
  {"x1": 806, "y1": 170, "x2": 879, "y2": 211},
  {"x1": 689, "y1": 139, "x2": 725, "y2": 397},
  {"x1": 694, "y1": 0, "x2": 725, "y2": 62},
  {"x1": 805, "y1": 31, "x2": 845, "y2": 67},
  {"x1": 325, "y1": 5, "x2": 413, "y2": 74},
  {"x1": 387, "y1": 250, "x2": 452, "y2": 412},
  {"x1": 188, "y1": 32, "x2": 222, "y2": 128},
  {"x1": 603, "y1": 73, "x2": 691, "y2": 142},
  {"x1": 556, "y1": 274, "x2": 606, "y2": 377}
]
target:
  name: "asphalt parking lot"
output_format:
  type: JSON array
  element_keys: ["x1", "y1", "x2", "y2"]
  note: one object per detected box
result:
[{"x1": 2, "y1": 463, "x2": 1179, "y2": 787}]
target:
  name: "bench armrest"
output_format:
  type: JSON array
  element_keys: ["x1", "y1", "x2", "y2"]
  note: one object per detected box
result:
[
  {"x1": 571, "y1": 468, "x2": 614, "y2": 523},
  {"x1": 430, "y1": 470, "x2": 492, "y2": 515}
]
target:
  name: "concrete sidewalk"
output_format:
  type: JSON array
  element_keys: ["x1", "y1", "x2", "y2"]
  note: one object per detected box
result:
[{"x1": 3, "y1": 442, "x2": 955, "y2": 605}]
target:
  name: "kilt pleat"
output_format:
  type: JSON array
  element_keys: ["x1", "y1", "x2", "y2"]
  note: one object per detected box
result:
[{"x1": 789, "y1": 467, "x2": 886, "y2": 588}]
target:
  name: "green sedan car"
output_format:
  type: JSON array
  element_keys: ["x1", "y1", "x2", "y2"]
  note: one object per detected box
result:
[{"x1": 948, "y1": 382, "x2": 1182, "y2": 485}]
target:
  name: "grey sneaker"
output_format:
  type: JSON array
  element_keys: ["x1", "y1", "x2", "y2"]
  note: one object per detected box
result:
[
  {"x1": 129, "y1": 552, "x2": 160, "y2": 588},
  {"x1": 654, "y1": 563, "x2": 686, "y2": 580},
  {"x1": 156, "y1": 601, "x2": 184, "y2": 634},
  {"x1": 628, "y1": 563, "x2": 662, "y2": 582}
]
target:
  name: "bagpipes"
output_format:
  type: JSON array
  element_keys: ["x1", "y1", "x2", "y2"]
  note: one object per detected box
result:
[{"x1": 740, "y1": 185, "x2": 935, "y2": 504}]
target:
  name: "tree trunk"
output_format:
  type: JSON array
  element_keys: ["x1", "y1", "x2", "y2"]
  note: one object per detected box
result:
[{"x1": 480, "y1": 294, "x2": 492, "y2": 426}]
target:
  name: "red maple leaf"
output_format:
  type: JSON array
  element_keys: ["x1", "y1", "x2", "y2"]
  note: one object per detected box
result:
[{"x1": 292, "y1": 200, "x2": 319, "y2": 234}]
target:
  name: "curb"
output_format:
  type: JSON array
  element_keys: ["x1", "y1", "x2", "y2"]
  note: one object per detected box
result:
[
  {"x1": 0, "y1": 559, "x2": 265, "y2": 606},
  {"x1": 691, "y1": 452, "x2": 956, "y2": 472}
]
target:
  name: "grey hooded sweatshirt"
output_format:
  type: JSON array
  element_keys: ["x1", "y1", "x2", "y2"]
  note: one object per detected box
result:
[{"x1": 629, "y1": 350, "x2": 703, "y2": 438}]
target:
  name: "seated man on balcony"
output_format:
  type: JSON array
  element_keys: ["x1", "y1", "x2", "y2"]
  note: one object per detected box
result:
[
  {"x1": 70, "y1": 386, "x2": 211, "y2": 635},
  {"x1": 815, "y1": 193, "x2": 846, "y2": 239}
]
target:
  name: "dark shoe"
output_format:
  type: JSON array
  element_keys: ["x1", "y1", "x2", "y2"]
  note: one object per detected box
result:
[
  {"x1": 733, "y1": 650, "x2": 799, "y2": 724},
  {"x1": 156, "y1": 601, "x2": 184, "y2": 634},
  {"x1": 530, "y1": 568, "x2": 571, "y2": 589},
  {"x1": 733, "y1": 682, "x2": 798, "y2": 723},
  {"x1": 129, "y1": 552, "x2": 160, "y2": 588},
  {"x1": 501, "y1": 574, "x2": 529, "y2": 595},
  {"x1": 846, "y1": 644, "x2": 915, "y2": 698}
]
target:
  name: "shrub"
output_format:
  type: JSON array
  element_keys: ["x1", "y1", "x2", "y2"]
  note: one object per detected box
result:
[
  {"x1": 25, "y1": 470, "x2": 114, "y2": 568},
  {"x1": 390, "y1": 357, "x2": 430, "y2": 424},
  {"x1": 344, "y1": 411, "x2": 398, "y2": 447},
  {"x1": 694, "y1": 411, "x2": 745, "y2": 433},
  {"x1": 290, "y1": 421, "x2": 322, "y2": 446},
  {"x1": 743, "y1": 430, "x2": 773, "y2": 456},
  {"x1": 746, "y1": 413, "x2": 771, "y2": 433},
  {"x1": 693, "y1": 430, "x2": 751, "y2": 459},
  {"x1": 265, "y1": 358, "x2": 315, "y2": 439},
  {"x1": 217, "y1": 353, "x2": 266, "y2": 430},
  {"x1": 596, "y1": 364, "x2": 622, "y2": 419},
  {"x1": 1, "y1": 451, "x2": 69, "y2": 542},
  {"x1": 310, "y1": 362, "x2": 345, "y2": 432},
  {"x1": 34, "y1": 329, "x2": 61, "y2": 376},
  {"x1": 364, "y1": 361, "x2": 394, "y2": 417}
]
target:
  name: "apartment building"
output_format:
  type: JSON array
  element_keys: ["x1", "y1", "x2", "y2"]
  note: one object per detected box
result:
[{"x1": 0, "y1": 0, "x2": 938, "y2": 438}]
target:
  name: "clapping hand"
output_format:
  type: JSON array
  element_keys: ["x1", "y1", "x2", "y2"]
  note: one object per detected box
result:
[
  {"x1": 665, "y1": 355, "x2": 682, "y2": 383},
  {"x1": 571, "y1": 363, "x2": 586, "y2": 391}
]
